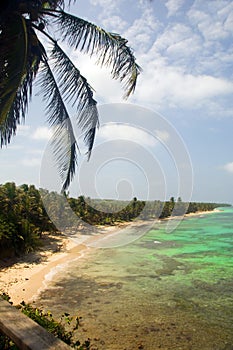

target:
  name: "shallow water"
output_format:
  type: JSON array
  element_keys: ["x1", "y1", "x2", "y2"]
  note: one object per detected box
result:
[{"x1": 37, "y1": 208, "x2": 233, "y2": 350}]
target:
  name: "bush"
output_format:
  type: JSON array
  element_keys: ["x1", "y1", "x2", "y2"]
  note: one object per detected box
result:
[{"x1": 0, "y1": 294, "x2": 90, "y2": 349}]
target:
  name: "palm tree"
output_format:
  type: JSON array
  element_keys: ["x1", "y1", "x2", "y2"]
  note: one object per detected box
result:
[{"x1": 0, "y1": 0, "x2": 141, "y2": 190}]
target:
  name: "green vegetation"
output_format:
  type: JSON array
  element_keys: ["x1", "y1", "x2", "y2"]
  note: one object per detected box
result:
[
  {"x1": 0, "y1": 0, "x2": 140, "y2": 190},
  {"x1": 0, "y1": 293, "x2": 90, "y2": 349},
  {"x1": 0, "y1": 182, "x2": 56, "y2": 257},
  {"x1": 0, "y1": 182, "x2": 230, "y2": 258},
  {"x1": 67, "y1": 195, "x2": 229, "y2": 224}
]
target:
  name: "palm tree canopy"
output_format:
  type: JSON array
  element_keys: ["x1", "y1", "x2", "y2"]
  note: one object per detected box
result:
[{"x1": 0, "y1": 0, "x2": 141, "y2": 190}]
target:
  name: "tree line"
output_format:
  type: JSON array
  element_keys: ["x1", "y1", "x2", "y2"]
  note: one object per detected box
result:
[{"x1": 0, "y1": 182, "x2": 230, "y2": 257}]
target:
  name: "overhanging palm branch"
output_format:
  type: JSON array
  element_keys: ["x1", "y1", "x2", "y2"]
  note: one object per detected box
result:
[
  {"x1": 0, "y1": 0, "x2": 141, "y2": 190},
  {"x1": 0, "y1": 14, "x2": 28, "y2": 129},
  {"x1": 54, "y1": 11, "x2": 141, "y2": 97},
  {"x1": 38, "y1": 58, "x2": 78, "y2": 190},
  {"x1": 0, "y1": 16, "x2": 44, "y2": 146},
  {"x1": 50, "y1": 42, "x2": 99, "y2": 157}
]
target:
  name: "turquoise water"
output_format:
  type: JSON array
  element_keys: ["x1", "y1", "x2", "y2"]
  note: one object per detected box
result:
[{"x1": 37, "y1": 208, "x2": 233, "y2": 350}]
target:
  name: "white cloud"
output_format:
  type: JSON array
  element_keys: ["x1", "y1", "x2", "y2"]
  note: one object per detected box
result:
[
  {"x1": 145, "y1": 3, "x2": 233, "y2": 77},
  {"x1": 90, "y1": 0, "x2": 123, "y2": 28},
  {"x1": 207, "y1": 100, "x2": 233, "y2": 118},
  {"x1": 90, "y1": 0, "x2": 118, "y2": 12},
  {"x1": 32, "y1": 127, "x2": 52, "y2": 141},
  {"x1": 223, "y1": 162, "x2": 233, "y2": 173},
  {"x1": 224, "y1": 11, "x2": 233, "y2": 32},
  {"x1": 101, "y1": 15, "x2": 127, "y2": 31},
  {"x1": 166, "y1": 35, "x2": 202, "y2": 59},
  {"x1": 6, "y1": 144, "x2": 24, "y2": 151},
  {"x1": 134, "y1": 59, "x2": 233, "y2": 110},
  {"x1": 165, "y1": 0, "x2": 185, "y2": 17},
  {"x1": 123, "y1": 8, "x2": 160, "y2": 52},
  {"x1": 188, "y1": 1, "x2": 233, "y2": 42},
  {"x1": 22, "y1": 157, "x2": 42, "y2": 167},
  {"x1": 155, "y1": 130, "x2": 170, "y2": 142},
  {"x1": 154, "y1": 23, "x2": 197, "y2": 53},
  {"x1": 67, "y1": 0, "x2": 233, "y2": 115},
  {"x1": 27, "y1": 149, "x2": 44, "y2": 156},
  {"x1": 172, "y1": 73, "x2": 233, "y2": 102},
  {"x1": 97, "y1": 124, "x2": 157, "y2": 147},
  {"x1": 17, "y1": 125, "x2": 31, "y2": 136}
]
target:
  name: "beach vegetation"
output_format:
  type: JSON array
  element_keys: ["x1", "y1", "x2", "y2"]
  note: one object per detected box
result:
[
  {"x1": 0, "y1": 293, "x2": 90, "y2": 349},
  {"x1": 0, "y1": 182, "x2": 230, "y2": 258},
  {"x1": 0, "y1": 182, "x2": 56, "y2": 257}
]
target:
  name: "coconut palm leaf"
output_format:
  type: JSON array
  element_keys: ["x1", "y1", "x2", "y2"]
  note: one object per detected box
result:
[
  {"x1": 0, "y1": 14, "x2": 28, "y2": 128},
  {"x1": 55, "y1": 11, "x2": 141, "y2": 98},
  {"x1": 50, "y1": 42, "x2": 99, "y2": 157},
  {"x1": 38, "y1": 58, "x2": 78, "y2": 190},
  {"x1": 53, "y1": 122, "x2": 77, "y2": 191},
  {"x1": 0, "y1": 19, "x2": 46, "y2": 146}
]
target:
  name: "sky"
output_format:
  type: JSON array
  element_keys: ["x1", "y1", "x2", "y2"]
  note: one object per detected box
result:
[{"x1": 1, "y1": 0, "x2": 233, "y2": 204}]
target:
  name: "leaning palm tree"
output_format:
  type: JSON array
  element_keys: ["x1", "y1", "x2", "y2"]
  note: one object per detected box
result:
[{"x1": 0, "y1": 0, "x2": 141, "y2": 190}]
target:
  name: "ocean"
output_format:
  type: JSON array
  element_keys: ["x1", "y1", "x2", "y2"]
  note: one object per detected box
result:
[{"x1": 36, "y1": 208, "x2": 233, "y2": 350}]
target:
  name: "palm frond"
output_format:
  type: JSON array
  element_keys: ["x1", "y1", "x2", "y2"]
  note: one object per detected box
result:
[
  {"x1": 0, "y1": 92, "x2": 22, "y2": 146},
  {"x1": 0, "y1": 17, "x2": 46, "y2": 146},
  {"x1": 50, "y1": 42, "x2": 99, "y2": 156},
  {"x1": 0, "y1": 14, "x2": 28, "y2": 128},
  {"x1": 37, "y1": 58, "x2": 78, "y2": 190},
  {"x1": 55, "y1": 11, "x2": 141, "y2": 98},
  {"x1": 53, "y1": 122, "x2": 77, "y2": 191}
]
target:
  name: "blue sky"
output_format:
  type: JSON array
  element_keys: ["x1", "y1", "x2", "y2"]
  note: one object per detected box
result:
[{"x1": 1, "y1": 0, "x2": 233, "y2": 204}]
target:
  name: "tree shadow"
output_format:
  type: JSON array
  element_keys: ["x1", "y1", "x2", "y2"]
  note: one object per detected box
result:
[{"x1": 0, "y1": 231, "x2": 66, "y2": 270}]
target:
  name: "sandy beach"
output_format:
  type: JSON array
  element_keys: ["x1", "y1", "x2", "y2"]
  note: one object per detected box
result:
[
  {"x1": 0, "y1": 231, "x2": 88, "y2": 305},
  {"x1": 0, "y1": 220, "x2": 142, "y2": 305},
  {"x1": 0, "y1": 210, "x2": 218, "y2": 305}
]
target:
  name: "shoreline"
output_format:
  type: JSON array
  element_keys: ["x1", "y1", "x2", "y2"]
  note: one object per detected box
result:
[
  {"x1": 0, "y1": 209, "x2": 219, "y2": 305},
  {"x1": 0, "y1": 232, "x2": 88, "y2": 305}
]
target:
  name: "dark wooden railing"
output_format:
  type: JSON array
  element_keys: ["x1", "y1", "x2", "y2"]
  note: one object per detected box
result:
[{"x1": 0, "y1": 298, "x2": 71, "y2": 349}]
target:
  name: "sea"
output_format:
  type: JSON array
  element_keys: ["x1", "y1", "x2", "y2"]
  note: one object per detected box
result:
[{"x1": 36, "y1": 207, "x2": 233, "y2": 350}]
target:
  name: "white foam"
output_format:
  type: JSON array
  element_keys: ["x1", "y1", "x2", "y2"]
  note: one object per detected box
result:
[{"x1": 31, "y1": 248, "x2": 88, "y2": 301}]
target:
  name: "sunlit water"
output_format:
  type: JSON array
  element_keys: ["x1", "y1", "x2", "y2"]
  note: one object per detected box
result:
[{"x1": 36, "y1": 208, "x2": 233, "y2": 350}]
